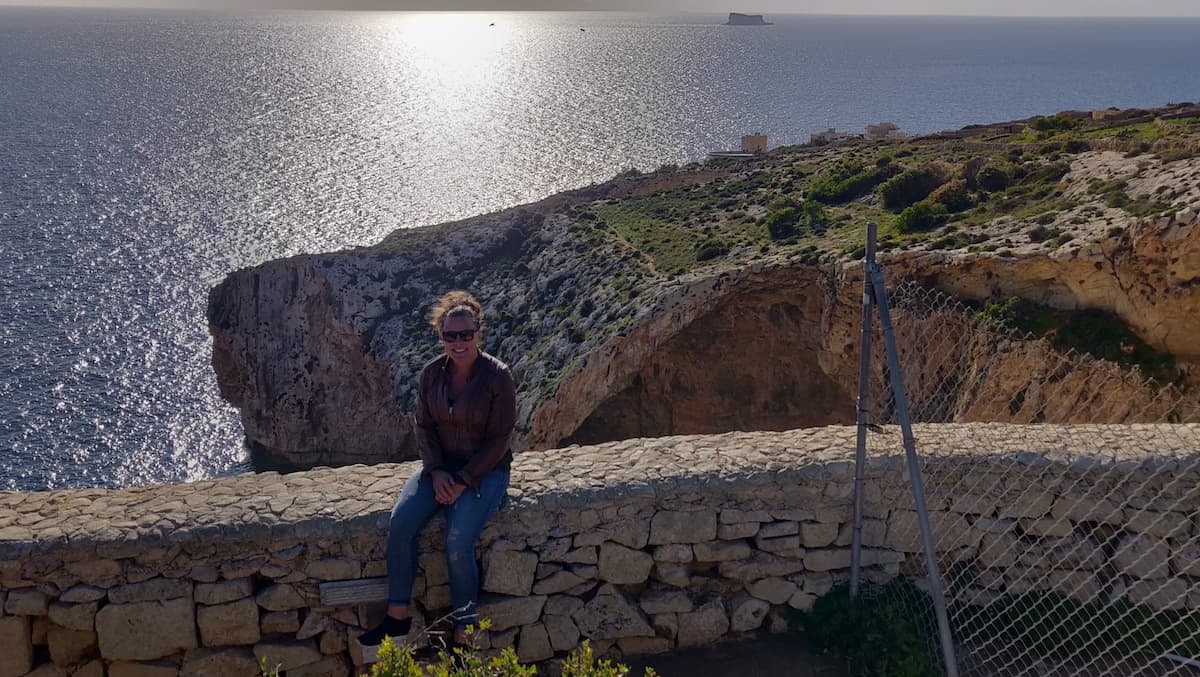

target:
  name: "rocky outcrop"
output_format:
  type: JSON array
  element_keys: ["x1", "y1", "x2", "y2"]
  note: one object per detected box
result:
[{"x1": 208, "y1": 147, "x2": 1200, "y2": 469}]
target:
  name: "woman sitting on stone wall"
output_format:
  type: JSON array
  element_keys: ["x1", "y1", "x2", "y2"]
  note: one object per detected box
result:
[{"x1": 358, "y1": 290, "x2": 517, "y2": 649}]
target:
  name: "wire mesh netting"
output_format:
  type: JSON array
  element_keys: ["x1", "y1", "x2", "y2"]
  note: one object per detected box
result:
[{"x1": 854, "y1": 279, "x2": 1200, "y2": 677}]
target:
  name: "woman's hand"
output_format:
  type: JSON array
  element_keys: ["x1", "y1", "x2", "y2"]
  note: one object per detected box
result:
[{"x1": 431, "y1": 470, "x2": 458, "y2": 504}]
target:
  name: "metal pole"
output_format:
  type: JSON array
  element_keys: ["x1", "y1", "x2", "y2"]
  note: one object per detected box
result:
[
  {"x1": 869, "y1": 266, "x2": 961, "y2": 677},
  {"x1": 849, "y1": 223, "x2": 877, "y2": 599}
]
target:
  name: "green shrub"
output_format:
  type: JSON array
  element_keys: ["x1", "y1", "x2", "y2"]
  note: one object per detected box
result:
[
  {"x1": 928, "y1": 179, "x2": 973, "y2": 213},
  {"x1": 1064, "y1": 139, "x2": 1091, "y2": 154},
  {"x1": 895, "y1": 200, "x2": 948, "y2": 233},
  {"x1": 879, "y1": 166, "x2": 947, "y2": 211},
  {"x1": 976, "y1": 164, "x2": 1010, "y2": 192},
  {"x1": 764, "y1": 207, "x2": 799, "y2": 240},
  {"x1": 1029, "y1": 114, "x2": 1080, "y2": 132},
  {"x1": 806, "y1": 160, "x2": 890, "y2": 205},
  {"x1": 979, "y1": 297, "x2": 1177, "y2": 381},
  {"x1": 355, "y1": 635, "x2": 656, "y2": 677},
  {"x1": 805, "y1": 582, "x2": 941, "y2": 677},
  {"x1": 694, "y1": 238, "x2": 730, "y2": 261}
]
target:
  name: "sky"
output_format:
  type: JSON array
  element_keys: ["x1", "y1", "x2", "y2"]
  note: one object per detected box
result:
[{"x1": 3, "y1": 0, "x2": 1200, "y2": 15}]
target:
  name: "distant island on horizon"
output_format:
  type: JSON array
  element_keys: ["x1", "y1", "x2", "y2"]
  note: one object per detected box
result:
[{"x1": 724, "y1": 12, "x2": 773, "y2": 26}]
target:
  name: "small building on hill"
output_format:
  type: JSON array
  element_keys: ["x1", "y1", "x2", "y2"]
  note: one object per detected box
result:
[
  {"x1": 866, "y1": 122, "x2": 901, "y2": 140},
  {"x1": 741, "y1": 133, "x2": 768, "y2": 154}
]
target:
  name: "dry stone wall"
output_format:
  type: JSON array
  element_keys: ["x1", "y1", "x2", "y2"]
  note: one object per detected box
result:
[{"x1": 1, "y1": 424, "x2": 1198, "y2": 676}]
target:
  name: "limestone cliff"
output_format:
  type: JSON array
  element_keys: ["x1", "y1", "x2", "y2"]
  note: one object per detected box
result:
[{"x1": 208, "y1": 106, "x2": 1200, "y2": 469}]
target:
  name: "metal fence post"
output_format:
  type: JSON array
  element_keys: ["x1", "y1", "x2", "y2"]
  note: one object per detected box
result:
[
  {"x1": 869, "y1": 264, "x2": 962, "y2": 677},
  {"x1": 850, "y1": 223, "x2": 877, "y2": 599}
]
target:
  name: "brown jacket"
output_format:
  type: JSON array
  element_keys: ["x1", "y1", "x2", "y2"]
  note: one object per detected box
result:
[{"x1": 415, "y1": 351, "x2": 516, "y2": 489}]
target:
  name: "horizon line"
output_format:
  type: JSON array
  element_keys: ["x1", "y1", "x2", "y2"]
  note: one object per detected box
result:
[{"x1": 3, "y1": 4, "x2": 1200, "y2": 18}]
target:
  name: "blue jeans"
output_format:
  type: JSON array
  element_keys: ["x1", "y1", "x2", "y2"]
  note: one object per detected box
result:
[{"x1": 385, "y1": 466, "x2": 509, "y2": 628}]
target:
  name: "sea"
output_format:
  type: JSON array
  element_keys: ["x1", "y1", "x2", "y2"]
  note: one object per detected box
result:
[{"x1": 2, "y1": 8, "x2": 1198, "y2": 492}]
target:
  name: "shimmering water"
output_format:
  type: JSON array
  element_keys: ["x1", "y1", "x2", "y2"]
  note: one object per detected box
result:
[{"x1": 2, "y1": 8, "x2": 1199, "y2": 491}]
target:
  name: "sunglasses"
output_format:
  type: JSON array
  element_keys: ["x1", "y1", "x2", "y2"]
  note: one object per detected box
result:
[{"x1": 440, "y1": 329, "x2": 478, "y2": 342}]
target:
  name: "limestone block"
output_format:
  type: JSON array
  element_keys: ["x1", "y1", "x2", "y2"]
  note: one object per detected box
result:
[
  {"x1": 616, "y1": 637, "x2": 671, "y2": 656},
  {"x1": 720, "y1": 509, "x2": 770, "y2": 524},
  {"x1": 887, "y1": 510, "x2": 977, "y2": 553},
  {"x1": 255, "y1": 584, "x2": 306, "y2": 611},
  {"x1": 537, "y1": 563, "x2": 562, "y2": 580},
  {"x1": 800, "y1": 522, "x2": 838, "y2": 548},
  {"x1": 304, "y1": 559, "x2": 360, "y2": 581},
  {"x1": 26, "y1": 666, "x2": 68, "y2": 677},
  {"x1": 421, "y1": 584, "x2": 451, "y2": 610},
  {"x1": 65, "y1": 560, "x2": 122, "y2": 588},
  {"x1": 718, "y1": 552, "x2": 805, "y2": 581},
  {"x1": 676, "y1": 600, "x2": 728, "y2": 648},
  {"x1": 195, "y1": 579, "x2": 254, "y2": 606},
  {"x1": 572, "y1": 584, "x2": 653, "y2": 640},
  {"x1": 190, "y1": 566, "x2": 220, "y2": 583},
  {"x1": 543, "y1": 614, "x2": 580, "y2": 652},
  {"x1": 651, "y1": 563, "x2": 690, "y2": 588},
  {"x1": 32, "y1": 615, "x2": 48, "y2": 644},
  {"x1": 1126, "y1": 511, "x2": 1192, "y2": 540},
  {"x1": 253, "y1": 639, "x2": 322, "y2": 672},
  {"x1": 319, "y1": 627, "x2": 347, "y2": 656},
  {"x1": 545, "y1": 596, "x2": 584, "y2": 617},
  {"x1": 718, "y1": 523, "x2": 759, "y2": 540},
  {"x1": 1172, "y1": 542, "x2": 1200, "y2": 576},
  {"x1": 1051, "y1": 496, "x2": 1124, "y2": 525},
  {"x1": 489, "y1": 627, "x2": 519, "y2": 651},
  {"x1": 748, "y1": 578, "x2": 797, "y2": 605},
  {"x1": 692, "y1": 540, "x2": 751, "y2": 563},
  {"x1": 799, "y1": 572, "x2": 834, "y2": 596},
  {"x1": 1127, "y1": 578, "x2": 1188, "y2": 611},
  {"x1": 198, "y1": 598, "x2": 261, "y2": 647},
  {"x1": 1046, "y1": 570, "x2": 1101, "y2": 604},
  {"x1": 517, "y1": 623, "x2": 554, "y2": 663},
  {"x1": 609, "y1": 519, "x2": 651, "y2": 550},
  {"x1": 261, "y1": 610, "x2": 300, "y2": 635},
  {"x1": 0, "y1": 616, "x2": 33, "y2": 677},
  {"x1": 598, "y1": 543, "x2": 653, "y2": 585},
  {"x1": 96, "y1": 599, "x2": 197, "y2": 661},
  {"x1": 651, "y1": 613, "x2": 677, "y2": 640},
  {"x1": 72, "y1": 660, "x2": 104, "y2": 677},
  {"x1": 558, "y1": 547, "x2": 598, "y2": 565},
  {"x1": 834, "y1": 519, "x2": 886, "y2": 547},
  {"x1": 771, "y1": 508, "x2": 816, "y2": 522},
  {"x1": 978, "y1": 533, "x2": 1020, "y2": 568},
  {"x1": 971, "y1": 516, "x2": 1016, "y2": 534},
  {"x1": 649, "y1": 510, "x2": 717, "y2": 545},
  {"x1": 49, "y1": 602, "x2": 98, "y2": 632},
  {"x1": 6, "y1": 588, "x2": 48, "y2": 616},
  {"x1": 1019, "y1": 519, "x2": 1072, "y2": 538},
  {"x1": 108, "y1": 579, "x2": 192, "y2": 604},
  {"x1": 288, "y1": 655, "x2": 351, "y2": 677},
  {"x1": 951, "y1": 493, "x2": 998, "y2": 515},
  {"x1": 413, "y1": 553, "x2": 447, "y2": 587},
  {"x1": 804, "y1": 548, "x2": 902, "y2": 573},
  {"x1": 758, "y1": 522, "x2": 799, "y2": 539},
  {"x1": 638, "y1": 589, "x2": 692, "y2": 615},
  {"x1": 60, "y1": 586, "x2": 106, "y2": 604},
  {"x1": 729, "y1": 595, "x2": 769, "y2": 633},
  {"x1": 787, "y1": 591, "x2": 816, "y2": 611},
  {"x1": 755, "y1": 534, "x2": 801, "y2": 554},
  {"x1": 181, "y1": 647, "x2": 259, "y2": 677},
  {"x1": 1112, "y1": 535, "x2": 1170, "y2": 579},
  {"x1": 107, "y1": 662, "x2": 177, "y2": 677},
  {"x1": 651, "y1": 545, "x2": 693, "y2": 563},
  {"x1": 478, "y1": 594, "x2": 547, "y2": 632},
  {"x1": 533, "y1": 570, "x2": 586, "y2": 595},
  {"x1": 483, "y1": 549, "x2": 538, "y2": 596},
  {"x1": 49, "y1": 626, "x2": 97, "y2": 666}
]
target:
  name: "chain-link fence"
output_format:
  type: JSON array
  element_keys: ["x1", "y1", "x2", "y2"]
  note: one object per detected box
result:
[{"x1": 851, "y1": 242, "x2": 1200, "y2": 676}]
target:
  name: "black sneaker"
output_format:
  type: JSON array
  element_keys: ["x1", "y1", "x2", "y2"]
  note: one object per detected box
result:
[{"x1": 357, "y1": 616, "x2": 412, "y2": 647}]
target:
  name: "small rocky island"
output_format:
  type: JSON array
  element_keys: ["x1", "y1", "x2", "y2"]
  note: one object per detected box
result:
[{"x1": 724, "y1": 12, "x2": 772, "y2": 26}]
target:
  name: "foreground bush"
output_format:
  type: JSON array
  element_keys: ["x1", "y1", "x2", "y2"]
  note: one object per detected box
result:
[{"x1": 369, "y1": 635, "x2": 657, "y2": 677}]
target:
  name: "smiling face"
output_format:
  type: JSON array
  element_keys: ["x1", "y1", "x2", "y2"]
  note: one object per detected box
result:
[{"x1": 440, "y1": 313, "x2": 481, "y2": 368}]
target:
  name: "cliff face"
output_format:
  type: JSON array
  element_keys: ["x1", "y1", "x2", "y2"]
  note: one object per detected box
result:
[{"x1": 208, "y1": 113, "x2": 1200, "y2": 469}]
